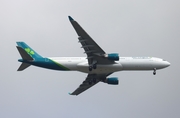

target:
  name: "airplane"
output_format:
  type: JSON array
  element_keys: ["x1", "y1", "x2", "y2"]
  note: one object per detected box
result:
[{"x1": 16, "y1": 16, "x2": 170, "y2": 95}]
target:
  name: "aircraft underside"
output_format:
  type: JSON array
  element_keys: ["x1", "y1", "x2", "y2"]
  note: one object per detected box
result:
[{"x1": 16, "y1": 16, "x2": 170, "y2": 95}]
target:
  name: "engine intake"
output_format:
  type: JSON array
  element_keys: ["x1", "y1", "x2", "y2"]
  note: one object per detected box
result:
[
  {"x1": 104, "y1": 53, "x2": 119, "y2": 61},
  {"x1": 104, "y1": 77, "x2": 119, "y2": 85}
]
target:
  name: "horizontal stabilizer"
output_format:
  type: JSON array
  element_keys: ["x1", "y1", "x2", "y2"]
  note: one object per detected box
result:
[
  {"x1": 16, "y1": 46, "x2": 33, "y2": 60},
  {"x1": 17, "y1": 63, "x2": 31, "y2": 71}
]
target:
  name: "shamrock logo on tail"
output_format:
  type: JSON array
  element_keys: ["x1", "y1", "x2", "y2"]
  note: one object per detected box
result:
[{"x1": 25, "y1": 48, "x2": 35, "y2": 57}]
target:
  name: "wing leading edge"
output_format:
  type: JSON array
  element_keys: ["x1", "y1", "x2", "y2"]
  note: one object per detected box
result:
[
  {"x1": 68, "y1": 16, "x2": 114, "y2": 65},
  {"x1": 68, "y1": 16, "x2": 115, "y2": 95},
  {"x1": 70, "y1": 74, "x2": 111, "y2": 95}
]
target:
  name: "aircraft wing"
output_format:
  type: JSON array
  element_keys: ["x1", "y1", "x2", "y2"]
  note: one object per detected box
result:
[
  {"x1": 70, "y1": 73, "x2": 110, "y2": 95},
  {"x1": 68, "y1": 16, "x2": 114, "y2": 64}
]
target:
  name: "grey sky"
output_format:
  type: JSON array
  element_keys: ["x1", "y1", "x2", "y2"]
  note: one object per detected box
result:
[{"x1": 0, "y1": 0, "x2": 180, "y2": 118}]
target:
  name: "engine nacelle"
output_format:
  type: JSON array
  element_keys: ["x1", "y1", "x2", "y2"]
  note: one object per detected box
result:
[
  {"x1": 105, "y1": 77, "x2": 119, "y2": 85},
  {"x1": 104, "y1": 53, "x2": 119, "y2": 61}
]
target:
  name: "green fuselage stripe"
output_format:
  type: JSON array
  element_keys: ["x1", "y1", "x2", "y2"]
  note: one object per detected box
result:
[{"x1": 49, "y1": 59, "x2": 70, "y2": 70}]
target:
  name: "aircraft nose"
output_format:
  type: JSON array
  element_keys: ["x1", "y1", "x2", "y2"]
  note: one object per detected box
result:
[{"x1": 165, "y1": 61, "x2": 171, "y2": 67}]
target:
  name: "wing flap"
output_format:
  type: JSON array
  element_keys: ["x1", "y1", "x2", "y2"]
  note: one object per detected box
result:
[
  {"x1": 68, "y1": 16, "x2": 114, "y2": 64},
  {"x1": 69, "y1": 17, "x2": 105, "y2": 54},
  {"x1": 70, "y1": 74, "x2": 111, "y2": 95}
]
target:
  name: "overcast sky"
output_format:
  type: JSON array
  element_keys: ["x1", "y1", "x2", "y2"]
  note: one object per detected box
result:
[{"x1": 0, "y1": 0, "x2": 180, "y2": 118}]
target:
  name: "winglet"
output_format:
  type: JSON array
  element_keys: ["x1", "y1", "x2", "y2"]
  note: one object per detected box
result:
[
  {"x1": 69, "y1": 92, "x2": 78, "y2": 96},
  {"x1": 68, "y1": 16, "x2": 74, "y2": 21}
]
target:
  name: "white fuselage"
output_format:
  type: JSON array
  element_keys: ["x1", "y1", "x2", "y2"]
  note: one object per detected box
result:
[{"x1": 48, "y1": 57, "x2": 170, "y2": 74}]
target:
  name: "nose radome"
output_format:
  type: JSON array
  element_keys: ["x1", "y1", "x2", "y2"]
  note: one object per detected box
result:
[{"x1": 165, "y1": 61, "x2": 171, "y2": 67}]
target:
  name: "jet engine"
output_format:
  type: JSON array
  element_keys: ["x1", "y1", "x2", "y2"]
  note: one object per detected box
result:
[
  {"x1": 103, "y1": 77, "x2": 119, "y2": 85},
  {"x1": 104, "y1": 53, "x2": 119, "y2": 61}
]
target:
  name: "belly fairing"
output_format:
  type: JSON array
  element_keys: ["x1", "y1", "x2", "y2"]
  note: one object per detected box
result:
[{"x1": 77, "y1": 62, "x2": 123, "y2": 74}]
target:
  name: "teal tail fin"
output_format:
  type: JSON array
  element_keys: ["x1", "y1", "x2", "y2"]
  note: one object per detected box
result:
[
  {"x1": 16, "y1": 42, "x2": 43, "y2": 71},
  {"x1": 16, "y1": 42, "x2": 43, "y2": 59},
  {"x1": 16, "y1": 46, "x2": 34, "y2": 60}
]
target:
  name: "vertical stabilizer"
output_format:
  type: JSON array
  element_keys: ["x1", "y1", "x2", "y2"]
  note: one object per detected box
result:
[
  {"x1": 16, "y1": 46, "x2": 33, "y2": 60},
  {"x1": 16, "y1": 46, "x2": 33, "y2": 71},
  {"x1": 16, "y1": 42, "x2": 43, "y2": 59},
  {"x1": 16, "y1": 42, "x2": 43, "y2": 71}
]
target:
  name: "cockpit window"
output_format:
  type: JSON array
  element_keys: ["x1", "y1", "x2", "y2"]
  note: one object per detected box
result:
[{"x1": 163, "y1": 59, "x2": 166, "y2": 61}]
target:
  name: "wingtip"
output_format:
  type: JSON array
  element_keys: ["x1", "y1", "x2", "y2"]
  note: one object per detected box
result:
[
  {"x1": 68, "y1": 93, "x2": 77, "y2": 96},
  {"x1": 68, "y1": 16, "x2": 74, "y2": 21}
]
